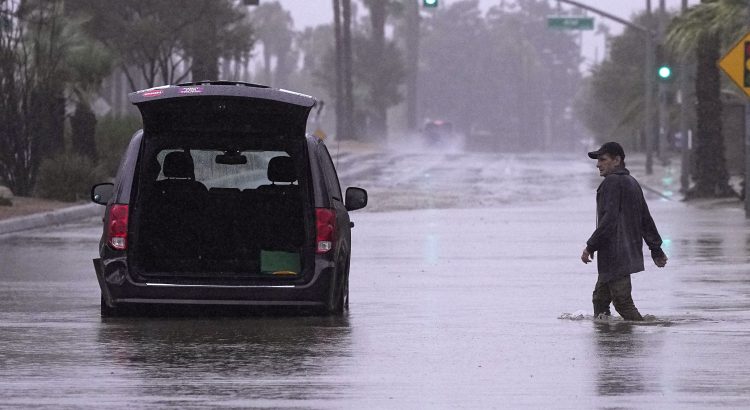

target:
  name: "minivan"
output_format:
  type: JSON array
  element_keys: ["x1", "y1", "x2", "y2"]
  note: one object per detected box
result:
[{"x1": 91, "y1": 81, "x2": 367, "y2": 316}]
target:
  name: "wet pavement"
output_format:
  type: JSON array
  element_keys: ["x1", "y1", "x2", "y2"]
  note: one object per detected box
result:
[{"x1": 1, "y1": 149, "x2": 750, "y2": 408}]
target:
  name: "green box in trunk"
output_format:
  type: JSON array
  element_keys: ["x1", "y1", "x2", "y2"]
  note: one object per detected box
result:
[{"x1": 260, "y1": 250, "x2": 301, "y2": 274}]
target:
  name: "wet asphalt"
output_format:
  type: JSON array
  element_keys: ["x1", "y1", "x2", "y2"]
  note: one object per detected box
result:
[{"x1": 1, "y1": 150, "x2": 750, "y2": 408}]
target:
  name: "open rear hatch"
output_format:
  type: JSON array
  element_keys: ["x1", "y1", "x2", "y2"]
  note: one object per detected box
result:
[
  {"x1": 127, "y1": 83, "x2": 317, "y2": 284},
  {"x1": 130, "y1": 82, "x2": 315, "y2": 136}
]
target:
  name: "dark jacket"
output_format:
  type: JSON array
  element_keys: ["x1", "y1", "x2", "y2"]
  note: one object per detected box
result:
[{"x1": 586, "y1": 168, "x2": 663, "y2": 283}]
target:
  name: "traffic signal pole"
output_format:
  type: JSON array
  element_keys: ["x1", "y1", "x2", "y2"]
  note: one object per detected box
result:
[
  {"x1": 657, "y1": 0, "x2": 668, "y2": 160},
  {"x1": 645, "y1": 0, "x2": 655, "y2": 174},
  {"x1": 679, "y1": 0, "x2": 691, "y2": 194},
  {"x1": 555, "y1": 0, "x2": 657, "y2": 174}
]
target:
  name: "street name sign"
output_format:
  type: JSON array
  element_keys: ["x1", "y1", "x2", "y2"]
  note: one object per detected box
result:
[
  {"x1": 546, "y1": 16, "x2": 594, "y2": 30},
  {"x1": 718, "y1": 31, "x2": 750, "y2": 98}
]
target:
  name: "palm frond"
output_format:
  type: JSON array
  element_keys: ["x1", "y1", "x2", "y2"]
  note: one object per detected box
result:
[{"x1": 667, "y1": 0, "x2": 749, "y2": 59}]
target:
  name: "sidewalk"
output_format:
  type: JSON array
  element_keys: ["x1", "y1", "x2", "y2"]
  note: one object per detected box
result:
[
  {"x1": 0, "y1": 202, "x2": 100, "y2": 236},
  {"x1": 627, "y1": 152, "x2": 744, "y2": 209},
  {"x1": 627, "y1": 153, "x2": 684, "y2": 201}
]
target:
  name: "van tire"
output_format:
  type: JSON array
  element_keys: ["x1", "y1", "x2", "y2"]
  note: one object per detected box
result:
[
  {"x1": 332, "y1": 273, "x2": 348, "y2": 315},
  {"x1": 100, "y1": 295, "x2": 121, "y2": 317},
  {"x1": 325, "y1": 257, "x2": 349, "y2": 316}
]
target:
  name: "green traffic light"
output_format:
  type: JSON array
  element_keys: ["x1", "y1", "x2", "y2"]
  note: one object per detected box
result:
[
  {"x1": 658, "y1": 65, "x2": 672, "y2": 79},
  {"x1": 423, "y1": 0, "x2": 438, "y2": 7}
]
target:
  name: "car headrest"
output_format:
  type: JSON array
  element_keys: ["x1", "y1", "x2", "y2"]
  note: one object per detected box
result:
[
  {"x1": 163, "y1": 151, "x2": 195, "y2": 179},
  {"x1": 267, "y1": 156, "x2": 296, "y2": 183}
]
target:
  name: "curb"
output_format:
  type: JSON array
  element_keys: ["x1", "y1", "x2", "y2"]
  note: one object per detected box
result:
[{"x1": 0, "y1": 203, "x2": 102, "y2": 236}]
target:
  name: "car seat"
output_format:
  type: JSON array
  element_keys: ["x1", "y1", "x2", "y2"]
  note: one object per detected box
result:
[
  {"x1": 257, "y1": 156, "x2": 303, "y2": 250},
  {"x1": 143, "y1": 151, "x2": 208, "y2": 270}
]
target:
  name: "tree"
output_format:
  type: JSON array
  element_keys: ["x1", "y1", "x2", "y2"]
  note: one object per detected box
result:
[
  {"x1": 0, "y1": 0, "x2": 79, "y2": 195},
  {"x1": 251, "y1": 2, "x2": 294, "y2": 86},
  {"x1": 352, "y1": 33, "x2": 404, "y2": 139},
  {"x1": 484, "y1": 0, "x2": 581, "y2": 150},
  {"x1": 332, "y1": 0, "x2": 344, "y2": 138},
  {"x1": 667, "y1": 0, "x2": 742, "y2": 198},
  {"x1": 576, "y1": 13, "x2": 658, "y2": 149},
  {"x1": 341, "y1": 0, "x2": 354, "y2": 139},
  {"x1": 183, "y1": 1, "x2": 253, "y2": 82},
  {"x1": 691, "y1": 29, "x2": 733, "y2": 198},
  {"x1": 68, "y1": 0, "x2": 253, "y2": 90},
  {"x1": 402, "y1": 0, "x2": 420, "y2": 131},
  {"x1": 419, "y1": 0, "x2": 581, "y2": 150},
  {"x1": 64, "y1": 16, "x2": 113, "y2": 162},
  {"x1": 361, "y1": 0, "x2": 404, "y2": 139},
  {"x1": 331, "y1": 0, "x2": 354, "y2": 140},
  {"x1": 420, "y1": 1, "x2": 488, "y2": 134}
]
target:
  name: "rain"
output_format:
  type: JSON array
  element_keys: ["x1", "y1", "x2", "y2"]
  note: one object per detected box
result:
[{"x1": 1, "y1": 0, "x2": 749, "y2": 408}]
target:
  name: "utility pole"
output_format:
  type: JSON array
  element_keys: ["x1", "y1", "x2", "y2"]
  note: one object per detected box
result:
[
  {"x1": 657, "y1": 0, "x2": 668, "y2": 161},
  {"x1": 679, "y1": 0, "x2": 691, "y2": 193},
  {"x1": 645, "y1": 0, "x2": 655, "y2": 174}
]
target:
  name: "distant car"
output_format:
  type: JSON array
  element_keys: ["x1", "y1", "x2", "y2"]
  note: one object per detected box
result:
[
  {"x1": 423, "y1": 120, "x2": 453, "y2": 145},
  {"x1": 90, "y1": 81, "x2": 367, "y2": 316}
]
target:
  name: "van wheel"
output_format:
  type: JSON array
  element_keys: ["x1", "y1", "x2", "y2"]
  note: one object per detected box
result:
[
  {"x1": 325, "y1": 269, "x2": 348, "y2": 316},
  {"x1": 100, "y1": 295, "x2": 121, "y2": 317},
  {"x1": 342, "y1": 274, "x2": 349, "y2": 310}
]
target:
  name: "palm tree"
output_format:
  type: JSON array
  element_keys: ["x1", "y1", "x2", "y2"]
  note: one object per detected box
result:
[
  {"x1": 666, "y1": 0, "x2": 745, "y2": 198},
  {"x1": 402, "y1": 0, "x2": 419, "y2": 132},
  {"x1": 341, "y1": 0, "x2": 354, "y2": 139},
  {"x1": 67, "y1": 39, "x2": 112, "y2": 162},
  {"x1": 331, "y1": 0, "x2": 354, "y2": 140},
  {"x1": 332, "y1": 0, "x2": 343, "y2": 138},
  {"x1": 251, "y1": 2, "x2": 294, "y2": 86}
]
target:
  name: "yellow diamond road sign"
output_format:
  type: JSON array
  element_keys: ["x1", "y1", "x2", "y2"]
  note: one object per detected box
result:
[{"x1": 719, "y1": 32, "x2": 750, "y2": 98}]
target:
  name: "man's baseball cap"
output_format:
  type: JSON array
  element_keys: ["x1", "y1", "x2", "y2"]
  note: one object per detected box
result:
[{"x1": 588, "y1": 142, "x2": 625, "y2": 159}]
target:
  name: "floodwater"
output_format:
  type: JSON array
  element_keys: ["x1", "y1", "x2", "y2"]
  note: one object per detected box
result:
[{"x1": 1, "y1": 148, "x2": 750, "y2": 408}]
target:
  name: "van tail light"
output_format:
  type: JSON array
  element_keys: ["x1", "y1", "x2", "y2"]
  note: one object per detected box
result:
[
  {"x1": 315, "y1": 208, "x2": 336, "y2": 254},
  {"x1": 107, "y1": 204, "x2": 129, "y2": 250}
]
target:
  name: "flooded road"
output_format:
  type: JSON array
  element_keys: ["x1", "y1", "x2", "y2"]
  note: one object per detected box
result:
[{"x1": 1, "y1": 150, "x2": 750, "y2": 408}]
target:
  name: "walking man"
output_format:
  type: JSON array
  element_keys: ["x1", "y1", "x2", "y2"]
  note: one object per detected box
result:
[{"x1": 581, "y1": 142, "x2": 668, "y2": 321}]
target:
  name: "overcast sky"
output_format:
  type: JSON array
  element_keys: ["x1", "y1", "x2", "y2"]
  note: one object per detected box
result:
[{"x1": 277, "y1": 0, "x2": 701, "y2": 73}]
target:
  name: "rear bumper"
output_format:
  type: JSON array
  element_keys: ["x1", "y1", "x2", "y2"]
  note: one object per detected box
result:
[{"x1": 94, "y1": 258, "x2": 333, "y2": 308}]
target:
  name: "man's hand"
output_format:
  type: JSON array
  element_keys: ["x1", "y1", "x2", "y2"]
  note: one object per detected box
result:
[
  {"x1": 651, "y1": 249, "x2": 668, "y2": 268},
  {"x1": 581, "y1": 248, "x2": 594, "y2": 264},
  {"x1": 653, "y1": 254, "x2": 667, "y2": 268}
]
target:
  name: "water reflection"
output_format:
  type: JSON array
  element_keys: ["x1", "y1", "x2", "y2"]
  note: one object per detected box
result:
[
  {"x1": 695, "y1": 237, "x2": 724, "y2": 260},
  {"x1": 96, "y1": 315, "x2": 352, "y2": 402},
  {"x1": 592, "y1": 321, "x2": 655, "y2": 397}
]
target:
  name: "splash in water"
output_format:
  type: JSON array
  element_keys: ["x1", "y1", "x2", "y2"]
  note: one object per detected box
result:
[{"x1": 558, "y1": 311, "x2": 678, "y2": 326}]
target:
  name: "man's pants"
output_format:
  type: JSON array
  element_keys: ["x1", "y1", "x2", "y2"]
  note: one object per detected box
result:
[{"x1": 592, "y1": 274, "x2": 643, "y2": 321}]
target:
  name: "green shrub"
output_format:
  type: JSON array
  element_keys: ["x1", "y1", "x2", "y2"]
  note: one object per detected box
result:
[
  {"x1": 0, "y1": 196, "x2": 11, "y2": 207},
  {"x1": 36, "y1": 151, "x2": 106, "y2": 202},
  {"x1": 95, "y1": 115, "x2": 142, "y2": 177}
]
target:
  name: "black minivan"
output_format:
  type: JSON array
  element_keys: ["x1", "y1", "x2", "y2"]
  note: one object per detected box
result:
[{"x1": 91, "y1": 82, "x2": 367, "y2": 316}]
